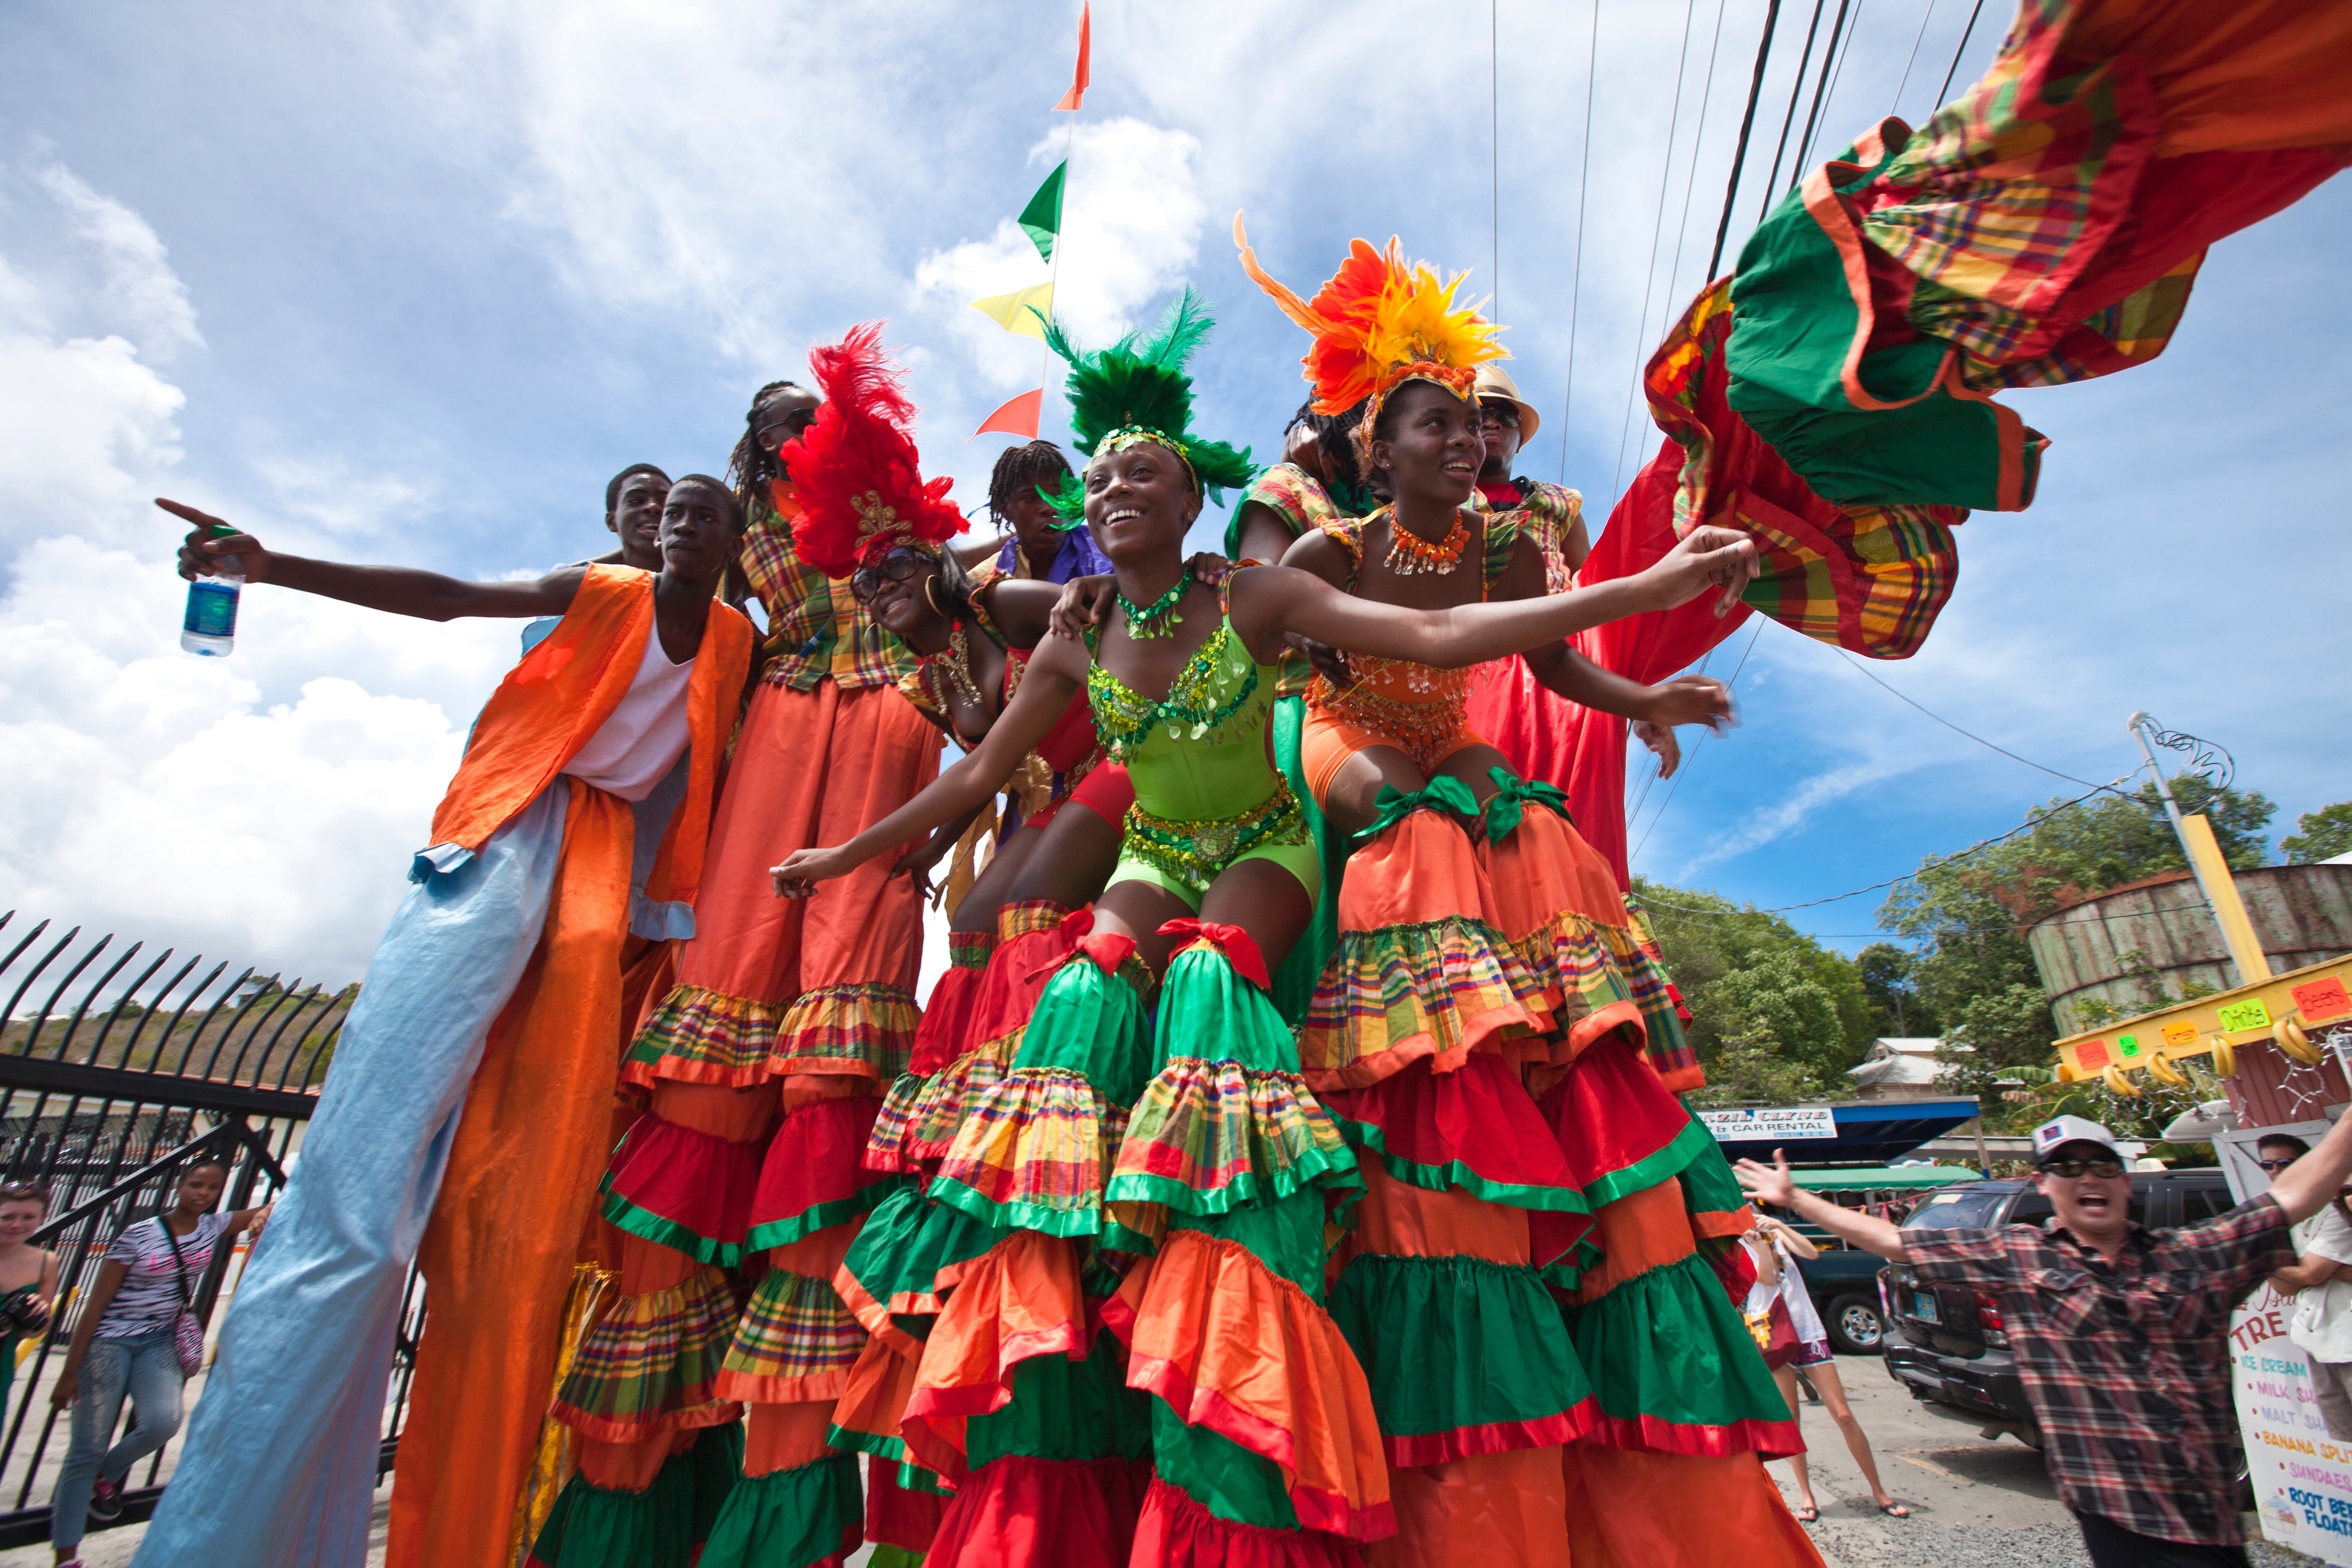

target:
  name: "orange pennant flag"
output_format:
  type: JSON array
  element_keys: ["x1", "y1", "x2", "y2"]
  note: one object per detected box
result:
[
  {"x1": 1054, "y1": 3, "x2": 1090, "y2": 111},
  {"x1": 972, "y1": 388, "x2": 1044, "y2": 441}
]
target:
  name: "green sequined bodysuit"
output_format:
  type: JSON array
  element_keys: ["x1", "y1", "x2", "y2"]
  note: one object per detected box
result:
[{"x1": 1085, "y1": 566, "x2": 1320, "y2": 908}]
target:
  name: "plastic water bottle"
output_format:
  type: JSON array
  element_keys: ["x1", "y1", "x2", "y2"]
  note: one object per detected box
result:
[{"x1": 181, "y1": 524, "x2": 243, "y2": 657}]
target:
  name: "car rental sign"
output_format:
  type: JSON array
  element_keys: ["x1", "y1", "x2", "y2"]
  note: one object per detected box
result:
[{"x1": 1696, "y1": 1106, "x2": 1838, "y2": 1141}]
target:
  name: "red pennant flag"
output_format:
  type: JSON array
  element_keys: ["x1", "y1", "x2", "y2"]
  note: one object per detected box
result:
[
  {"x1": 1054, "y1": 3, "x2": 1090, "y2": 111},
  {"x1": 972, "y1": 388, "x2": 1043, "y2": 441}
]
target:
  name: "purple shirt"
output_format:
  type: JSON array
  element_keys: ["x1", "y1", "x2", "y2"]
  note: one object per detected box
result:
[{"x1": 996, "y1": 527, "x2": 1112, "y2": 584}]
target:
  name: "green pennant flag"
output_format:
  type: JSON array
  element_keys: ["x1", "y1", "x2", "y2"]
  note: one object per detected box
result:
[{"x1": 1018, "y1": 162, "x2": 1066, "y2": 262}]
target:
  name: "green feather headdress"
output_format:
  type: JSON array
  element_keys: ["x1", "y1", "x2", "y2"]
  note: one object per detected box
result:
[{"x1": 1039, "y1": 288, "x2": 1255, "y2": 521}]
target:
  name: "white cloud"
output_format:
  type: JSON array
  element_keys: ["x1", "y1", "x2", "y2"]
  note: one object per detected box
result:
[
  {"x1": 251, "y1": 453, "x2": 435, "y2": 543},
  {"x1": 910, "y1": 117, "x2": 1207, "y2": 384},
  {"x1": 0, "y1": 163, "x2": 514, "y2": 982},
  {"x1": 0, "y1": 536, "x2": 516, "y2": 982},
  {"x1": 32, "y1": 161, "x2": 203, "y2": 359}
]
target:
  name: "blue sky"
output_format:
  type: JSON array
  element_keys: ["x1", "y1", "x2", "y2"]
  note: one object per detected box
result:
[{"x1": 1, "y1": 0, "x2": 2345, "y2": 983}]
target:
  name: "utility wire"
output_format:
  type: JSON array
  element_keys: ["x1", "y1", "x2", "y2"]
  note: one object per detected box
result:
[
  {"x1": 1756, "y1": 0, "x2": 1829, "y2": 220},
  {"x1": 1833, "y1": 651, "x2": 2134, "y2": 798},
  {"x1": 1491, "y1": 0, "x2": 1501, "y2": 320},
  {"x1": 1638, "y1": 770, "x2": 2143, "y2": 917},
  {"x1": 1556, "y1": 0, "x2": 1601, "y2": 484},
  {"x1": 1629, "y1": 618, "x2": 1765, "y2": 862},
  {"x1": 1934, "y1": 0, "x2": 1987, "y2": 108},
  {"x1": 1608, "y1": 0, "x2": 1703, "y2": 501},
  {"x1": 1787, "y1": 0, "x2": 1856, "y2": 192},
  {"x1": 1891, "y1": 0, "x2": 1938, "y2": 115},
  {"x1": 1706, "y1": 0, "x2": 1784, "y2": 279},
  {"x1": 1657, "y1": 0, "x2": 1732, "y2": 315},
  {"x1": 1793, "y1": 0, "x2": 1866, "y2": 175}
]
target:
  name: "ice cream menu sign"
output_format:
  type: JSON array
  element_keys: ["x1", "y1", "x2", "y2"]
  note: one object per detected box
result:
[
  {"x1": 2232, "y1": 1283, "x2": 2352, "y2": 1562},
  {"x1": 1696, "y1": 1106, "x2": 1839, "y2": 1141}
]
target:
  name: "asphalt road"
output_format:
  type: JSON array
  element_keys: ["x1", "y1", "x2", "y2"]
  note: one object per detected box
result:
[{"x1": 1768, "y1": 1352, "x2": 2323, "y2": 1568}]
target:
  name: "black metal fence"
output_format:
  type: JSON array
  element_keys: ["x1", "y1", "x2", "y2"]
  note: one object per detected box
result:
[{"x1": 0, "y1": 910, "x2": 415, "y2": 1548}]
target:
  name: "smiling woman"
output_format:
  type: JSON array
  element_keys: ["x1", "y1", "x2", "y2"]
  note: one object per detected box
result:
[{"x1": 765, "y1": 286, "x2": 1760, "y2": 1568}]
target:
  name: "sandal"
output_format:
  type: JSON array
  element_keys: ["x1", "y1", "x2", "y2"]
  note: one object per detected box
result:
[
  {"x1": 1794, "y1": 1505, "x2": 1820, "y2": 1523},
  {"x1": 1878, "y1": 1502, "x2": 1910, "y2": 1518}
]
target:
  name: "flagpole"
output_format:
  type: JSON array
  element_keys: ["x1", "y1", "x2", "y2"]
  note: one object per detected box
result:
[{"x1": 1045, "y1": 112, "x2": 1073, "y2": 409}]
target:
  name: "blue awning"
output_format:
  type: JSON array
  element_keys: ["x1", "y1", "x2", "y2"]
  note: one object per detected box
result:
[{"x1": 1699, "y1": 1098, "x2": 1981, "y2": 1166}]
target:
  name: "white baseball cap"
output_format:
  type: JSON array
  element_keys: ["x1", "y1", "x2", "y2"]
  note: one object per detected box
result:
[{"x1": 2032, "y1": 1115, "x2": 2126, "y2": 1166}]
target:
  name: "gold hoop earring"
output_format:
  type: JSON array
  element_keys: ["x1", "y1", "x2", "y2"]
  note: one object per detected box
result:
[{"x1": 924, "y1": 577, "x2": 947, "y2": 617}]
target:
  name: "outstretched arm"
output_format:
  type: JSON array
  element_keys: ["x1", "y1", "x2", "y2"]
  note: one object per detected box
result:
[
  {"x1": 164, "y1": 498, "x2": 583, "y2": 622},
  {"x1": 771, "y1": 633, "x2": 1090, "y2": 893},
  {"x1": 1736, "y1": 1150, "x2": 1910, "y2": 1262},
  {"x1": 1493, "y1": 537, "x2": 1736, "y2": 728},
  {"x1": 979, "y1": 578, "x2": 1066, "y2": 649},
  {"x1": 2269, "y1": 1112, "x2": 2352, "y2": 1225},
  {"x1": 1233, "y1": 526, "x2": 1757, "y2": 670}
]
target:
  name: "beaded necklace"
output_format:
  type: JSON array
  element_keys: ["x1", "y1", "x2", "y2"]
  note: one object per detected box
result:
[
  {"x1": 1116, "y1": 566, "x2": 1192, "y2": 640},
  {"x1": 1384, "y1": 509, "x2": 1470, "y2": 576},
  {"x1": 920, "y1": 622, "x2": 985, "y2": 712}
]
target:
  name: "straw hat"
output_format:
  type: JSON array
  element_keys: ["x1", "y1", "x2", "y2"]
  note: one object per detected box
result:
[{"x1": 1473, "y1": 362, "x2": 1541, "y2": 445}]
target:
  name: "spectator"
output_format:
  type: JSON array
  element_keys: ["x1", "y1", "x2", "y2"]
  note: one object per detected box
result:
[
  {"x1": 2262, "y1": 1132, "x2": 2352, "y2": 1440},
  {"x1": 45, "y1": 1158, "x2": 268, "y2": 1568},
  {"x1": 1736, "y1": 1112, "x2": 2352, "y2": 1568},
  {"x1": 1742, "y1": 1214, "x2": 1909, "y2": 1521},
  {"x1": 0, "y1": 1183, "x2": 58, "y2": 1412}
]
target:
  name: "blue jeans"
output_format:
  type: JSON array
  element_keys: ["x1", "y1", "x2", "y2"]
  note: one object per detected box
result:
[{"x1": 51, "y1": 1327, "x2": 183, "y2": 1551}]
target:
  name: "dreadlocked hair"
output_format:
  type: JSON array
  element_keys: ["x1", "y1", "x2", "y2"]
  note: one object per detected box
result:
[
  {"x1": 1039, "y1": 288, "x2": 1255, "y2": 519},
  {"x1": 724, "y1": 379, "x2": 814, "y2": 524},
  {"x1": 987, "y1": 440, "x2": 1076, "y2": 528},
  {"x1": 1284, "y1": 396, "x2": 1378, "y2": 511}
]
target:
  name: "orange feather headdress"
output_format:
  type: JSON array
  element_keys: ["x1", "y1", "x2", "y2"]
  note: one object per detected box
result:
[
  {"x1": 1234, "y1": 213, "x2": 1506, "y2": 443},
  {"x1": 782, "y1": 323, "x2": 967, "y2": 578}
]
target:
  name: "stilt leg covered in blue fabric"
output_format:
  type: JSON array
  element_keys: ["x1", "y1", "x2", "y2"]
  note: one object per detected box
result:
[{"x1": 134, "y1": 786, "x2": 572, "y2": 1568}]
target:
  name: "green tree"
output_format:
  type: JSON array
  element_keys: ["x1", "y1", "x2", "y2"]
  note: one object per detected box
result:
[
  {"x1": 1688, "y1": 1020, "x2": 1832, "y2": 1108},
  {"x1": 1877, "y1": 774, "x2": 2275, "y2": 1033},
  {"x1": 1855, "y1": 941, "x2": 1935, "y2": 1037},
  {"x1": 2284, "y1": 801, "x2": 2352, "y2": 864},
  {"x1": 1635, "y1": 879, "x2": 1875, "y2": 1093}
]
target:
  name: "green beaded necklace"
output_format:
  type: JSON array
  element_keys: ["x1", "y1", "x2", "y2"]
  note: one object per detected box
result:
[{"x1": 1117, "y1": 566, "x2": 1192, "y2": 640}]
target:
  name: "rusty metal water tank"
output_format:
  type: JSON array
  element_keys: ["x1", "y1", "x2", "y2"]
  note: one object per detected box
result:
[{"x1": 2028, "y1": 864, "x2": 2352, "y2": 1036}]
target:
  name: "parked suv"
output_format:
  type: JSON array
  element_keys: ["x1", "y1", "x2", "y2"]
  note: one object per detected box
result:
[{"x1": 1880, "y1": 1168, "x2": 2237, "y2": 1444}]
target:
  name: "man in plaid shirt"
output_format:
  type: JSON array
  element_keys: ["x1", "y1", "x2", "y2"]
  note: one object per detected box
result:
[{"x1": 1738, "y1": 1112, "x2": 2352, "y2": 1567}]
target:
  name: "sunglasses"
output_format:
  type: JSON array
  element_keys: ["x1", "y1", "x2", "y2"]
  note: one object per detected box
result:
[
  {"x1": 2041, "y1": 1158, "x2": 2126, "y2": 1179},
  {"x1": 757, "y1": 408, "x2": 818, "y2": 442},
  {"x1": 2256, "y1": 1157, "x2": 2300, "y2": 1172},
  {"x1": 1477, "y1": 405, "x2": 1521, "y2": 430},
  {"x1": 850, "y1": 547, "x2": 928, "y2": 603}
]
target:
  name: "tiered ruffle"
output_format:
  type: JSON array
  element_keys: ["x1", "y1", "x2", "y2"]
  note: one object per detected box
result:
[
  {"x1": 745, "y1": 1094, "x2": 898, "y2": 1251},
  {"x1": 552, "y1": 1265, "x2": 742, "y2": 1444},
  {"x1": 622, "y1": 977, "x2": 916, "y2": 1088},
  {"x1": 599, "y1": 1113, "x2": 765, "y2": 1265},
  {"x1": 1107, "y1": 1225, "x2": 1391, "y2": 1542},
  {"x1": 1326, "y1": 1251, "x2": 1596, "y2": 1467},
  {"x1": 1317, "y1": 1053, "x2": 1589, "y2": 1231},
  {"x1": 767, "y1": 980, "x2": 919, "y2": 1079},
  {"x1": 715, "y1": 1265, "x2": 866, "y2": 1405},
  {"x1": 696, "y1": 1450, "x2": 863, "y2": 1568},
  {"x1": 524, "y1": 1424, "x2": 742, "y2": 1568},
  {"x1": 1300, "y1": 807, "x2": 1549, "y2": 1091},
  {"x1": 929, "y1": 940, "x2": 1154, "y2": 1242},
  {"x1": 1107, "y1": 1056, "x2": 1353, "y2": 1220},
  {"x1": 623, "y1": 983, "x2": 786, "y2": 1089}
]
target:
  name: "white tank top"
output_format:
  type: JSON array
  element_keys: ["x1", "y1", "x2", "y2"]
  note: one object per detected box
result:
[{"x1": 564, "y1": 624, "x2": 695, "y2": 801}]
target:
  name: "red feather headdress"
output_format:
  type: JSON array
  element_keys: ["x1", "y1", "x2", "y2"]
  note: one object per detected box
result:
[{"x1": 783, "y1": 323, "x2": 966, "y2": 577}]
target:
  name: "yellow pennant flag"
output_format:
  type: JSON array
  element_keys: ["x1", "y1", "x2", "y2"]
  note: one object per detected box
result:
[{"x1": 970, "y1": 282, "x2": 1055, "y2": 340}]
